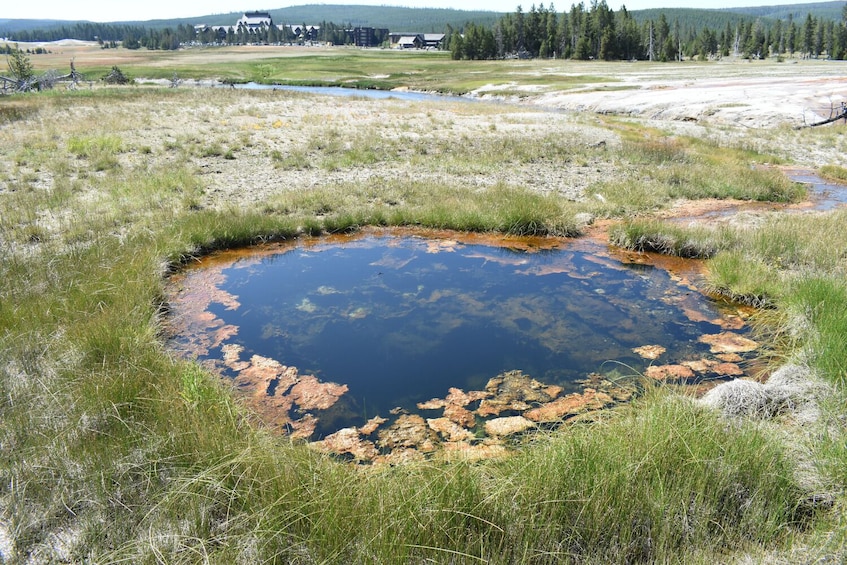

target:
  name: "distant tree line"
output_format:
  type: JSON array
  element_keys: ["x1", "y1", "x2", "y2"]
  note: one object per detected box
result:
[
  {"x1": 1, "y1": 44, "x2": 50, "y2": 55},
  {"x1": 447, "y1": 1, "x2": 847, "y2": 61},
  {"x1": 9, "y1": 23, "x2": 150, "y2": 45},
  {"x1": 6, "y1": 20, "x2": 383, "y2": 50}
]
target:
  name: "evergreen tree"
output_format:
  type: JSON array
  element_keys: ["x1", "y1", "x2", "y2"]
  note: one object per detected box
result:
[
  {"x1": 449, "y1": 29, "x2": 464, "y2": 60},
  {"x1": 515, "y1": 5, "x2": 526, "y2": 53},
  {"x1": 7, "y1": 45, "x2": 34, "y2": 83},
  {"x1": 569, "y1": 3, "x2": 584, "y2": 57},
  {"x1": 802, "y1": 13, "x2": 815, "y2": 56},
  {"x1": 590, "y1": 0, "x2": 616, "y2": 59},
  {"x1": 525, "y1": 4, "x2": 543, "y2": 56},
  {"x1": 556, "y1": 11, "x2": 570, "y2": 57},
  {"x1": 746, "y1": 19, "x2": 766, "y2": 58},
  {"x1": 616, "y1": 7, "x2": 640, "y2": 60},
  {"x1": 787, "y1": 15, "x2": 797, "y2": 54},
  {"x1": 814, "y1": 18, "x2": 825, "y2": 57},
  {"x1": 545, "y1": 6, "x2": 558, "y2": 57},
  {"x1": 772, "y1": 19, "x2": 783, "y2": 54}
]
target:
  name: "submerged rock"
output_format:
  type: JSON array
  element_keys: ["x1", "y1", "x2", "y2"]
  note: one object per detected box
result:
[
  {"x1": 712, "y1": 362, "x2": 744, "y2": 377},
  {"x1": 417, "y1": 387, "x2": 488, "y2": 425},
  {"x1": 645, "y1": 364, "x2": 696, "y2": 381},
  {"x1": 446, "y1": 387, "x2": 489, "y2": 406},
  {"x1": 239, "y1": 355, "x2": 299, "y2": 397},
  {"x1": 427, "y1": 417, "x2": 475, "y2": 442},
  {"x1": 633, "y1": 344, "x2": 666, "y2": 360},
  {"x1": 477, "y1": 370, "x2": 557, "y2": 416},
  {"x1": 682, "y1": 359, "x2": 716, "y2": 373},
  {"x1": 289, "y1": 375, "x2": 349, "y2": 411},
  {"x1": 484, "y1": 416, "x2": 535, "y2": 436},
  {"x1": 359, "y1": 416, "x2": 388, "y2": 436},
  {"x1": 315, "y1": 428, "x2": 379, "y2": 462},
  {"x1": 716, "y1": 352, "x2": 744, "y2": 363},
  {"x1": 221, "y1": 343, "x2": 250, "y2": 371},
  {"x1": 167, "y1": 266, "x2": 242, "y2": 356},
  {"x1": 524, "y1": 388, "x2": 614, "y2": 422},
  {"x1": 417, "y1": 398, "x2": 447, "y2": 410},
  {"x1": 378, "y1": 414, "x2": 439, "y2": 452},
  {"x1": 289, "y1": 414, "x2": 319, "y2": 440},
  {"x1": 698, "y1": 332, "x2": 759, "y2": 354},
  {"x1": 444, "y1": 403, "x2": 477, "y2": 429}
]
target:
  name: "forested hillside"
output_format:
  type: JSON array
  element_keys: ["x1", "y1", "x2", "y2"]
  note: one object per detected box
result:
[
  {"x1": 728, "y1": 1, "x2": 846, "y2": 21},
  {"x1": 630, "y1": 8, "x2": 756, "y2": 30},
  {"x1": 270, "y1": 5, "x2": 501, "y2": 32}
]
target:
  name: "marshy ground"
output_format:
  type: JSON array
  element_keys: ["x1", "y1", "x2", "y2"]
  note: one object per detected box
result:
[{"x1": 2, "y1": 43, "x2": 847, "y2": 563}]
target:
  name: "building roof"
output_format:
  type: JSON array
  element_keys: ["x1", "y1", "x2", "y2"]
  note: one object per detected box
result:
[
  {"x1": 284, "y1": 24, "x2": 320, "y2": 32},
  {"x1": 238, "y1": 12, "x2": 273, "y2": 28}
]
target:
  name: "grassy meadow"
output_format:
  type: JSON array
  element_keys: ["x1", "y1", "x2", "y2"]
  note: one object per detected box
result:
[{"x1": 1, "y1": 45, "x2": 847, "y2": 562}]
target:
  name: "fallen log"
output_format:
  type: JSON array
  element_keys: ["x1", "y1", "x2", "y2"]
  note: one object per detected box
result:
[
  {"x1": 808, "y1": 109, "x2": 847, "y2": 127},
  {"x1": 798, "y1": 101, "x2": 847, "y2": 129}
]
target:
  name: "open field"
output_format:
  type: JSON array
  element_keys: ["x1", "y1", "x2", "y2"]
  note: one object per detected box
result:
[
  {"x1": 9, "y1": 40, "x2": 847, "y2": 128},
  {"x1": 2, "y1": 45, "x2": 847, "y2": 562}
]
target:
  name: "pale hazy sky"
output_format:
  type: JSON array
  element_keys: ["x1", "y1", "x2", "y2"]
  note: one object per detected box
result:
[{"x1": 1, "y1": 1, "x2": 832, "y2": 23}]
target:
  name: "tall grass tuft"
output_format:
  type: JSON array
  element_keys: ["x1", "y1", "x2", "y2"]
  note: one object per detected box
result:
[
  {"x1": 621, "y1": 137, "x2": 690, "y2": 165},
  {"x1": 262, "y1": 181, "x2": 582, "y2": 237},
  {"x1": 658, "y1": 164, "x2": 805, "y2": 202},
  {"x1": 67, "y1": 134, "x2": 124, "y2": 171},
  {"x1": 501, "y1": 393, "x2": 803, "y2": 562},
  {"x1": 820, "y1": 164, "x2": 847, "y2": 183},
  {"x1": 610, "y1": 219, "x2": 732, "y2": 258},
  {"x1": 783, "y1": 277, "x2": 847, "y2": 386},
  {"x1": 98, "y1": 393, "x2": 805, "y2": 563}
]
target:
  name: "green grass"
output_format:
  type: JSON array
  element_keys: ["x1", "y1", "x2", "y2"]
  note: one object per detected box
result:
[
  {"x1": 584, "y1": 123, "x2": 803, "y2": 217},
  {"x1": 259, "y1": 180, "x2": 582, "y2": 237},
  {"x1": 500, "y1": 393, "x2": 803, "y2": 562},
  {"x1": 611, "y1": 208, "x2": 847, "y2": 385},
  {"x1": 39, "y1": 48, "x2": 626, "y2": 95},
  {"x1": 610, "y1": 219, "x2": 733, "y2": 258},
  {"x1": 820, "y1": 164, "x2": 847, "y2": 182},
  {"x1": 782, "y1": 277, "x2": 847, "y2": 386}
]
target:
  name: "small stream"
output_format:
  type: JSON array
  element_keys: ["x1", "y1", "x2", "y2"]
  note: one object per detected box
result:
[
  {"x1": 669, "y1": 169, "x2": 847, "y2": 224},
  {"x1": 786, "y1": 169, "x2": 847, "y2": 211},
  {"x1": 233, "y1": 82, "x2": 467, "y2": 103}
]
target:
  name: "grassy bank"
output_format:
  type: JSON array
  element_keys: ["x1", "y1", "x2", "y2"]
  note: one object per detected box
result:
[
  {"x1": 1, "y1": 81, "x2": 845, "y2": 562},
  {"x1": 612, "y1": 207, "x2": 847, "y2": 561},
  {"x1": 612, "y1": 210, "x2": 847, "y2": 377}
]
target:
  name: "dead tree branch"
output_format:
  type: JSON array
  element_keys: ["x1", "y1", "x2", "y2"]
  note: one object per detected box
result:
[
  {"x1": 798, "y1": 101, "x2": 847, "y2": 129},
  {"x1": 1, "y1": 61, "x2": 87, "y2": 94}
]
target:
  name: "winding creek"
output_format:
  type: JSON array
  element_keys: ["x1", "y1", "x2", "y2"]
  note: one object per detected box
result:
[{"x1": 233, "y1": 82, "x2": 469, "y2": 103}]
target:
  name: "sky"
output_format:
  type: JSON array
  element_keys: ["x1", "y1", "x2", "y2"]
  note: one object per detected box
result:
[{"x1": 1, "y1": 0, "x2": 832, "y2": 23}]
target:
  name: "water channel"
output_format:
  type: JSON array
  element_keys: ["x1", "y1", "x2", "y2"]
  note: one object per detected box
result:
[{"x1": 233, "y1": 82, "x2": 466, "y2": 103}]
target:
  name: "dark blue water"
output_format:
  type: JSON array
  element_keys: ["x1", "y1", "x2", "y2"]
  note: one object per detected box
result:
[{"x1": 171, "y1": 233, "x2": 744, "y2": 437}]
